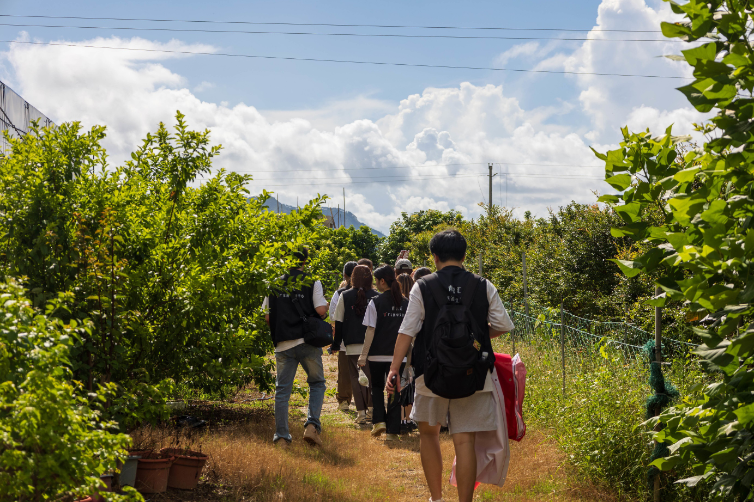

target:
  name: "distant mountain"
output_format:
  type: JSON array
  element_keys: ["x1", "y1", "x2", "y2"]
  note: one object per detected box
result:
[{"x1": 261, "y1": 199, "x2": 385, "y2": 238}]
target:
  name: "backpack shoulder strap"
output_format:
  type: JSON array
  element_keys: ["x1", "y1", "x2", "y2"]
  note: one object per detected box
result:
[
  {"x1": 291, "y1": 296, "x2": 308, "y2": 320},
  {"x1": 460, "y1": 274, "x2": 481, "y2": 308},
  {"x1": 423, "y1": 274, "x2": 449, "y2": 310}
]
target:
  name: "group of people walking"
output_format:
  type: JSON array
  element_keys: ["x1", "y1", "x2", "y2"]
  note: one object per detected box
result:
[{"x1": 264, "y1": 229, "x2": 514, "y2": 502}]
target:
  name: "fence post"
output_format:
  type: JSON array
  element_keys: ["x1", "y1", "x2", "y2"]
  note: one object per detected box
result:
[
  {"x1": 560, "y1": 299, "x2": 565, "y2": 397},
  {"x1": 653, "y1": 286, "x2": 663, "y2": 502},
  {"x1": 522, "y1": 251, "x2": 529, "y2": 316}
]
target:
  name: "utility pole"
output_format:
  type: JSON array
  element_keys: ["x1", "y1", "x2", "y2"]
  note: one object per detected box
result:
[
  {"x1": 343, "y1": 188, "x2": 346, "y2": 228},
  {"x1": 276, "y1": 194, "x2": 280, "y2": 214},
  {"x1": 488, "y1": 163, "x2": 493, "y2": 217}
]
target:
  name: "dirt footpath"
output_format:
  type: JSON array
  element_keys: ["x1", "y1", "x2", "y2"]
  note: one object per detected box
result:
[{"x1": 133, "y1": 352, "x2": 616, "y2": 501}]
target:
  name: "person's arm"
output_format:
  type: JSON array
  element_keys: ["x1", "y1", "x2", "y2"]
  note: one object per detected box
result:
[
  {"x1": 386, "y1": 334, "x2": 413, "y2": 395},
  {"x1": 386, "y1": 282, "x2": 425, "y2": 395},
  {"x1": 262, "y1": 297, "x2": 270, "y2": 325},
  {"x1": 359, "y1": 327, "x2": 375, "y2": 367},
  {"x1": 331, "y1": 294, "x2": 346, "y2": 351},
  {"x1": 358, "y1": 300, "x2": 378, "y2": 366},
  {"x1": 312, "y1": 281, "x2": 328, "y2": 318},
  {"x1": 328, "y1": 290, "x2": 340, "y2": 320},
  {"x1": 487, "y1": 280, "x2": 514, "y2": 339}
]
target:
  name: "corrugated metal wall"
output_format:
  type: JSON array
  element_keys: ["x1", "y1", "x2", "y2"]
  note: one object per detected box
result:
[{"x1": 0, "y1": 80, "x2": 54, "y2": 151}]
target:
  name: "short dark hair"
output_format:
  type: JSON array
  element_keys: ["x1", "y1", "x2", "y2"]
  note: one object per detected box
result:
[
  {"x1": 343, "y1": 261, "x2": 358, "y2": 277},
  {"x1": 357, "y1": 258, "x2": 373, "y2": 270},
  {"x1": 413, "y1": 267, "x2": 432, "y2": 280},
  {"x1": 292, "y1": 247, "x2": 309, "y2": 266},
  {"x1": 429, "y1": 229, "x2": 466, "y2": 262}
]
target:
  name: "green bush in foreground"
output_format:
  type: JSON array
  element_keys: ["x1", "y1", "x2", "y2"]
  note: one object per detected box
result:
[{"x1": 0, "y1": 279, "x2": 140, "y2": 501}]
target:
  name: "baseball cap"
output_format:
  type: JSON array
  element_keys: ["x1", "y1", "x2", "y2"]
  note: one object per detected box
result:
[{"x1": 395, "y1": 258, "x2": 413, "y2": 272}]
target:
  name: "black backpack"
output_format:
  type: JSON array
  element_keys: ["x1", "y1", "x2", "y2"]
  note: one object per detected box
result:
[{"x1": 423, "y1": 274, "x2": 491, "y2": 399}]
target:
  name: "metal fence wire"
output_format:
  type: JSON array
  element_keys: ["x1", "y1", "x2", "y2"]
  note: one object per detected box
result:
[
  {"x1": 503, "y1": 301, "x2": 695, "y2": 371},
  {"x1": 0, "y1": 80, "x2": 54, "y2": 151}
]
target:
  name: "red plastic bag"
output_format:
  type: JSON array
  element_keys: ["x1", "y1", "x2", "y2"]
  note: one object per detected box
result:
[{"x1": 494, "y1": 353, "x2": 526, "y2": 441}]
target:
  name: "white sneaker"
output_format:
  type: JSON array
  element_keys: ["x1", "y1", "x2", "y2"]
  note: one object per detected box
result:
[
  {"x1": 385, "y1": 434, "x2": 399, "y2": 441},
  {"x1": 338, "y1": 401, "x2": 350, "y2": 412},
  {"x1": 355, "y1": 410, "x2": 369, "y2": 425}
]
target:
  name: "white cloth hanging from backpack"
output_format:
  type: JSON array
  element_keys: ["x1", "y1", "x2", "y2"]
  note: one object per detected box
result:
[{"x1": 449, "y1": 367, "x2": 510, "y2": 488}]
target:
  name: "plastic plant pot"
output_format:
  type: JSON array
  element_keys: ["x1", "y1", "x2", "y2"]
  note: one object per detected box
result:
[
  {"x1": 160, "y1": 448, "x2": 209, "y2": 490},
  {"x1": 118, "y1": 455, "x2": 141, "y2": 487},
  {"x1": 134, "y1": 453, "x2": 174, "y2": 494}
]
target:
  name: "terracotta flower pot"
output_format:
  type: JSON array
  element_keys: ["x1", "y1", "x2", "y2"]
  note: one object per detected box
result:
[
  {"x1": 134, "y1": 453, "x2": 174, "y2": 493},
  {"x1": 91, "y1": 474, "x2": 113, "y2": 502},
  {"x1": 160, "y1": 447, "x2": 208, "y2": 490}
]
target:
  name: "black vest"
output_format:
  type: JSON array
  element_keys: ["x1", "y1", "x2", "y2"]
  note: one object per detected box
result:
[
  {"x1": 341, "y1": 288, "x2": 379, "y2": 346},
  {"x1": 369, "y1": 292, "x2": 409, "y2": 357},
  {"x1": 413, "y1": 267, "x2": 492, "y2": 377},
  {"x1": 269, "y1": 269, "x2": 316, "y2": 346}
]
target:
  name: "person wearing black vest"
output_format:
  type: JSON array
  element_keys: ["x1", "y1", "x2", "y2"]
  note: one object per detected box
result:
[
  {"x1": 358, "y1": 265, "x2": 409, "y2": 441},
  {"x1": 386, "y1": 230, "x2": 514, "y2": 502},
  {"x1": 331, "y1": 265, "x2": 378, "y2": 424},
  {"x1": 329, "y1": 261, "x2": 357, "y2": 412},
  {"x1": 264, "y1": 248, "x2": 329, "y2": 448}
]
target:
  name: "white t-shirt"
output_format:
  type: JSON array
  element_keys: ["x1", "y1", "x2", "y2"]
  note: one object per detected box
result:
[
  {"x1": 263, "y1": 280, "x2": 328, "y2": 353},
  {"x1": 398, "y1": 277, "x2": 514, "y2": 397},
  {"x1": 362, "y1": 298, "x2": 407, "y2": 363},
  {"x1": 333, "y1": 293, "x2": 363, "y2": 356},
  {"x1": 329, "y1": 289, "x2": 347, "y2": 352}
]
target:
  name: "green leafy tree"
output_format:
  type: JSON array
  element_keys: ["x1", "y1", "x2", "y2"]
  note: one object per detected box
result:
[
  {"x1": 595, "y1": 1, "x2": 754, "y2": 498},
  {"x1": 377, "y1": 209, "x2": 463, "y2": 264},
  {"x1": 0, "y1": 280, "x2": 140, "y2": 501},
  {"x1": 0, "y1": 113, "x2": 328, "y2": 424}
]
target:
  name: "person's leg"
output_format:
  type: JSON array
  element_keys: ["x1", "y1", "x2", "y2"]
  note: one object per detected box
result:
[
  {"x1": 347, "y1": 354, "x2": 366, "y2": 411},
  {"x1": 418, "y1": 421, "x2": 443, "y2": 501},
  {"x1": 362, "y1": 361, "x2": 373, "y2": 410},
  {"x1": 385, "y1": 363, "x2": 405, "y2": 434},
  {"x1": 369, "y1": 361, "x2": 387, "y2": 424},
  {"x1": 337, "y1": 350, "x2": 352, "y2": 406},
  {"x1": 298, "y1": 344, "x2": 326, "y2": 432},
  {"x1": 273, "y1": 348, "x2": 299, "y2": 443},
  {"x1": 452, "y1": 432, "x2": 477, "y2": 502}
]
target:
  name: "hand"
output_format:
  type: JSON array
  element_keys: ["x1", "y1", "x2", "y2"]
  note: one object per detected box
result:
[
  {"x1": 357, "y1": 355, "x2": 367, "y2": 367},
  {"x1": 386, "y1": 368, "x2": 401, "y2": 396}
]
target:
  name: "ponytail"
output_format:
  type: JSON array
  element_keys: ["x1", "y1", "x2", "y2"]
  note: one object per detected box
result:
[
  {"x1": 374, "y1": 265, "x2": 402, "y2": 308},
  {"x1": 351, "y1": 265, "x2": 373, "y2": 316}
]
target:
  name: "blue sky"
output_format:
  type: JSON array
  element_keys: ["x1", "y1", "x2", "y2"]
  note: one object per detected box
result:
[{"x1": 1, "y1": 0, "x2": 700, "y2": 232}]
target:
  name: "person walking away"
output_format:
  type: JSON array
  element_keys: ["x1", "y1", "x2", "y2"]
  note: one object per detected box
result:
[
  {"x1": 332, "y1": 265, "x2": 378, "y2": 424},
  {"x1": 412, "y1": 267, "x2": 432, "y2": 281},
  {"x1": 264, "y1": 248, "x2": 329, "y2": 448},
  {"x1": 396, "y1": 273, "x2": 416, "y2": 432},
  {"x1": 387, "y1": 229, "x2": 514, "y2": 502},
  {"x1": 357, "y1": 258, "x2": 373, "y2": 271},
  {"x1": 358, "y1": 266, "x2": 409, "y2": 441},
  {"x1": 395, "y1": 258, "x2": 413, "y2": 277},
  {"x1": 329, "y1": 261, "x2": 358, "y2": 412}
]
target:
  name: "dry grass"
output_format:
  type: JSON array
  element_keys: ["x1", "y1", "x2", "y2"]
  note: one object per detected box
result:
[{"x1": 132, "y1": 353, "x2": 618, "y2": 502}]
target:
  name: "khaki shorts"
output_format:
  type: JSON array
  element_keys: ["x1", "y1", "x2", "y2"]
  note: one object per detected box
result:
[{"x1": 410, "y1": 390, "x2": 497, "y2": 435}]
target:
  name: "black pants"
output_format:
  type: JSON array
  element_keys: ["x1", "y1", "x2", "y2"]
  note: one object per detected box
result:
[{"x1": 369, "y1": 361, "x2": 405, "y2": 434}]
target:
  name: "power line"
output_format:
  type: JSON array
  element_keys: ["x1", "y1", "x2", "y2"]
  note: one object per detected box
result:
[
  {"x1": 0, "y1": 22, "x2": 677, "y2": 42},
  {"x1": 205, "y1": 172, "x2": 606, "y2": 187},
  {"x1": 0, "y1": 14, "x2": 665, "y2": 33},
  {"x1": 3, "y1": 40, "x2": 691, "y2": 79},
  {"x1": 226, "y1": 161, "x2": 605, "y2": 174}
]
